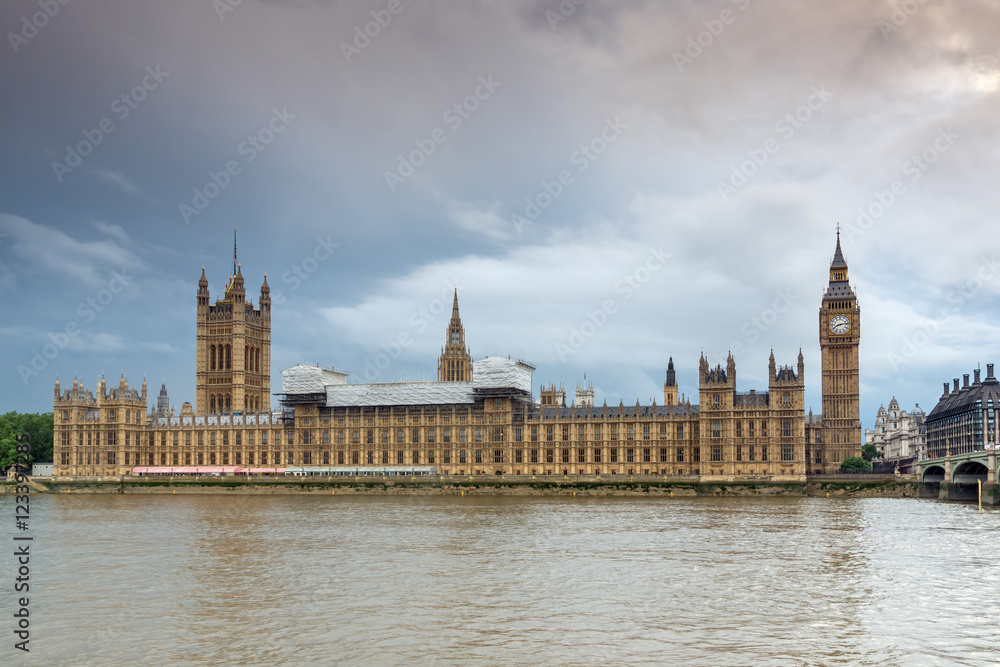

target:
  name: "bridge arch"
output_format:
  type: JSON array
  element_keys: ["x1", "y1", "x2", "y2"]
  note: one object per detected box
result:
[
  {"x1": 922, "y1": 465, "x2": 946, "y2": 483},
  {"x1": 952, "y1": 460, "x2": 988, "y2": 484}
]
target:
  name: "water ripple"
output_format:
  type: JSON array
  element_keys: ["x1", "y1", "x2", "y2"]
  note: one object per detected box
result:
[{"x1": 1, "y1": 495, "x2": 997, "y2": 666}]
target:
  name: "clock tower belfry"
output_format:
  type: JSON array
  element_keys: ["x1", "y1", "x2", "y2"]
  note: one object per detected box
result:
[{"x1": 818, "y1": 227, "x2": 861, "y2": 471}]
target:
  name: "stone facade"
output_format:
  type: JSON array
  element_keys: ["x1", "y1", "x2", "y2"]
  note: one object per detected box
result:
[
  {"x1": 195, "y1": 265, "x2": 271, "y2": 416},
  {"x1": 864, "y1": 398, "x2": 926, "y2": 462},
  {"x1": 816, "y1": 228, "x2": 863, "y2": 471},
  {"x1": 53, "y1": 233, "x2": 860, "y2": 480}
]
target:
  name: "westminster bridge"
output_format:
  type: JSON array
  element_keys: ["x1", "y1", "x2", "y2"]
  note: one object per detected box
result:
[{"x1": 918, "y1": 449, "x2": 998, "y2": 503}]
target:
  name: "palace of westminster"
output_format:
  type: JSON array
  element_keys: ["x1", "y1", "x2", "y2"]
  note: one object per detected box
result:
[{"x1": 52, "y1": 233, "x2": 863, "y2": 479}]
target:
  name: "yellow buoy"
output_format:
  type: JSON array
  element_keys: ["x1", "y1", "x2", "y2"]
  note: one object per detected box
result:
[{"x1": 461, "y1": 491, "x2": 464, "y2": 496}]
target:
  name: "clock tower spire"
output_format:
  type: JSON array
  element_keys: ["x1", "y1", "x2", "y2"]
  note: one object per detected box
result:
[{"x1": 818, "y1": 226, "x2": 861, "y2": 472}]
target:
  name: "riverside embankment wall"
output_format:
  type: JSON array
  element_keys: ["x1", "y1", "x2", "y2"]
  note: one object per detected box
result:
[{"x1": 2, "y1": 474, "x2": 944, "y2": 499}]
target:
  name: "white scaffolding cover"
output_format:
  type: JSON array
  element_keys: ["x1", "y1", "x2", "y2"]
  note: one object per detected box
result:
[
  {"x1": 326, "y1": 382, "x2": 475, "y2": 407},
  {"x1": 320, "y1": 357, "x2": 533, "y2": 407},
  {"x1": 472, "y1": 357, "x2": 533, "y2": 393},
  {"x1": 281, "y1": 364, "x2": 348, "y2": 395}
]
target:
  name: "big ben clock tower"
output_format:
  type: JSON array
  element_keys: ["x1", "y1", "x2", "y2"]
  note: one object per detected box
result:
[{"x1": 819, "y1": 226, "x2": 861, "y2": 471}]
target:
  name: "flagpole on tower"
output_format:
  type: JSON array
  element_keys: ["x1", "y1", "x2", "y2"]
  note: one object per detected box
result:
[{"x1": 233, "y1": 227, "x2": 237, "y2": 277}]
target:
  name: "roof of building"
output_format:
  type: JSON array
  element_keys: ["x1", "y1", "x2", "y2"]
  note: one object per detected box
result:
[
  {"x1": 326, "y1": 381, "x2": 475, "y2": 407},
  {"x1": 926, "y1": 367, "x2": 1000, "y2": 421},
  {"x1": 824, "y1": 229, "x2": 856, "y2": 300},
  {"x1": 312, "y1": 357, "x2": 534, "y2": 408},
  {"x1": 831, "y1": 229, "x2": 848, "y2": 268},
  {"x1": 471, "y1": 356, "x2": 533, "y2": 392},
  {"x1": 281, "y1": 364, "x2": 349, "y2": 395}
]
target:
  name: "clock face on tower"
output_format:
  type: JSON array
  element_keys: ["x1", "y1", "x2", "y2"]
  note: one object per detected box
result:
[{"x1": 830, "y1": 314, "x2": 851, "y2": 335}]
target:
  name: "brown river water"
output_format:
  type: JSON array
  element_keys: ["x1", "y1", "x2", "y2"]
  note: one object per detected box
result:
[{"x1": 1, "y1": 495, "x2": 998, "y2": 666}]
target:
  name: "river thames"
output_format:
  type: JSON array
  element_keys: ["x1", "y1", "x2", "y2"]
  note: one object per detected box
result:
[{"x1": 1, "y1": 495, "x2": 998, "y2": 665}]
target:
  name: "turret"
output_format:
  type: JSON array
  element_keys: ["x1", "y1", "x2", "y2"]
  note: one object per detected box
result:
[
  {"x1": 157, "y1": 380, "x2": 170, "y2": 417},
  {"x1": 228, "y1": 263, "x2": 245, "y2": 301},
  {"x1": 260, "y1": 273, "x2": 271, "y2": 313},
  {"x1": 198, "y1": 266, "x2": 209, "y2": 307},
  {"x1": 575, "y1": 380, "x2": 594, "y2": 408},
  {"x1": 664, "y1": 357, "x2": 678, "y2": 406},
  {"x1": 540, "y1": 383, "x2": 566, "y2": 407}
]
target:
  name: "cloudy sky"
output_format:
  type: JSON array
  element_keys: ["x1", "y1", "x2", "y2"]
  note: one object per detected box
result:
[{"x1": 2, "y1": 0, "x2": 998, "y2": 427}]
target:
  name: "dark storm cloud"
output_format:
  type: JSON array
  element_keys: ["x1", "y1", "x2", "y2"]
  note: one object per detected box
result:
[{"x1": 0, "y1": 0, "x2": 998, "y2": 425}]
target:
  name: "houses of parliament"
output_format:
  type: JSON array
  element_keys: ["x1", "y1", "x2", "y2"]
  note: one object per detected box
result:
[{"x1": 52, "y1": 232, "x2": 862, "y2": 479}]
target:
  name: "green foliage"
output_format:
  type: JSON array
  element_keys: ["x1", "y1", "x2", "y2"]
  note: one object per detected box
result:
[
  {"x1": 840, "y1": 456, "x2": 872, "y2": 472},
  {"x1": 0, "y1": 412, "x2": 54, "y2": 471},
  {"x1": 861, "y1": 443, "x2": 881, "y2": 462}
]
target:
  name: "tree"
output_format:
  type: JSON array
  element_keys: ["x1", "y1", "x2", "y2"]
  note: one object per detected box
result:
[
  {"x1": 861, "y1": 443, "x2": 881, "y2": 462},
  {"x1": 0, "y1": 413, "x2": 20, "y2": 471},
  {"x1": 0, "y1": 412, "x2": 54, "y2": 472},
  {"x1": 840, "y1": 456, "x2": 872, "y2": 472}
]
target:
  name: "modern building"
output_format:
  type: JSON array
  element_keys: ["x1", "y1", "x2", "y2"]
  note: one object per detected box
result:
[
  {"x1": 30, "y1": 463, "x2": 53, "y2": 476},
  {"x1": 52, "y1": 232, "x2": 861, "y2": 479},
  {"x1": 925, "y1": 364, "x2": 1000, "y2": 458}
]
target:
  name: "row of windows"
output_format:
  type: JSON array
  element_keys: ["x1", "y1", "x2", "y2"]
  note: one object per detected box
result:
[
  {"x1": 64, "y1": 444, "x2": 799, "y2": 468},
  {"x1": 514, "y1": 424, "x2": 700, "y2": 441},
  {"x1": 62, "y1": 420, "x2": 812, "y2": 451},
  {"x1": 67, "y1": 447, "x2": 689, "y2": 467},
  {"x1": 711, "y1": 393, "x2": 795, "y2": 408},
  {"x1": 207, "y1": 393, "x2": 263, "y2": 414},
  {"x1": 62, "y1": 409, "x2": 140, "y2": 424}
]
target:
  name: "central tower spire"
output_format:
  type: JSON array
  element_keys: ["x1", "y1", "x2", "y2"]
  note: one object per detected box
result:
[{"x1": 438, "y1": 287, "x2": 472, "y2": 382}]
